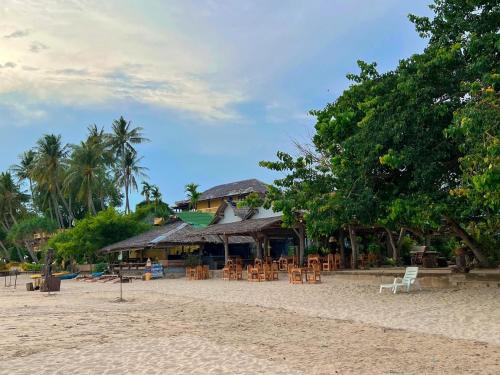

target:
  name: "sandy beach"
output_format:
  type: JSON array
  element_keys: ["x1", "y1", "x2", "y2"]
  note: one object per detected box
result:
[{"x1": 1, "y1": 275, "x2": 499, "y2": 374}]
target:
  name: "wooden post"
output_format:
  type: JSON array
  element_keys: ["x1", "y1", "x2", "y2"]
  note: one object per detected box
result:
[
  {"x1": 298, "y1": 225, "x2": 305, "y2": 266},
  {"x1": 339, "y1": 230, "x2": 345, "y2": 268},
  {"x1": 223, "y1": 234, "x2": 229, "y2": 264},
  {"x1": 348, "y1": 225, "x2": 358, "y2": 269},
  {"x1": 256, "y1": 237, "x2": 262, "y2": 259},
  {"x1": 263, "y1": 236, "x2": 270, "y2": 258}
]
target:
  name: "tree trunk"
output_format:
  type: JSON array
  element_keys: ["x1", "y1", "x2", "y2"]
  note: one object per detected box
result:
[
  {"x1": 56, "y1": 184, "x2": 74, "y2": 223},
  {"x1": 298, "y1": 225, "x2": 305, "y2": 266},
  {"x1": 384, "y1": 227, "x2": 398, "y2": 261},
  {"x1": 23, "y1": 240, "x2": 38, "y2": 263},
  {"x1": 348, "y1": 225, "x2": 358, "y2": 269},
  {"x1": 338, "y1": 230, "x2": 346, "y2": 268},
  {"x1": 0, "y1": 240, "x2": 10, "y2": 261},
  {"x1": 88, "y1": 189, "x2": 96, "y2": 215},
  {"x1": 15, "y1": 247, "x2": 23, "y2": 262},
  {"x1": 125, "y1": 181, "x2": 130, "y2": 214},
  {"x1": 51, "y1": 192, "x2": 64, "y2": 228},
  {"x1": 444, "y1": 216, "x2": 489, "y2": 267}
]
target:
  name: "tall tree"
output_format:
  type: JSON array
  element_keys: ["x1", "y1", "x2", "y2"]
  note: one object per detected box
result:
[
  {"x1": 109, "y1": 116, "x2": 149, "y2": 214},
  {"x1": 185, "y1": 183, "x2": 201, "y2": 211},
  {"x1": 115, "y1": 150, "x2": 148, "y2": 214},
  {"x1": 32, "y1": 134, "x2": 74, "y2": 227},
  {"x1": 151, "y1": 185, "x2": 162, "y2": 210},
  {"x1": 11, "y1": 150, "x2": 36, "y2": 203},
  {"x1": 141, "y1": 181, "x2": 152, "y2": 204},
  {"x1": 65, "y1": 139, "x2": 107, "y2": 215}
]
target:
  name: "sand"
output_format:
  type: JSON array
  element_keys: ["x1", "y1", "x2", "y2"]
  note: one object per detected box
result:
[{"x1": 1, "y1": 275, "x2": 499, "y2": 374}]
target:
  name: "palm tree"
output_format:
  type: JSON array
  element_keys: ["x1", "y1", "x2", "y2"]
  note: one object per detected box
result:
[
  {"x1": 115, "y1": 150, "x2": 148, "y2": 214},
  {"x1": 141, "y1": 181, "x2": 152, "y2": 204},
  {"x1": 151, "y1": 185, "x2": 162, "y2": 210},
  {"x1": 32, "y1": 134, "x2": 73, "y2": 227},
  {"x1": 185, "y1": 183, "x2": 201, "y2": 211},
  {"x1": 0, "y1": 172, "x2": 28, "y2": 229},
  {"x1": 109, "y1": 117, "x2": 149, "y2": 213},
  {"x1": 109, "y1": 116, "x2": 149, "y2": 159},
  {"x1": 65, "y1": 140, "x2": 106, "y2": 215},
  {"x1": 11, "y1": 150, "x2": 36, "y2": 201}
]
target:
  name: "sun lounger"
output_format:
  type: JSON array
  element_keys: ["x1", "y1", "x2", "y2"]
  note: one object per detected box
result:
[{"x1": 379, "y1": 267, "x2": 421, "y2": 294}]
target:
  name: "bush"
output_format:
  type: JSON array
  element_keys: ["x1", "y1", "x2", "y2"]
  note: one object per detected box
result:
[
  {"x1": 94, "y1": 262, "x2": 108, "y2": 273},
  {"x1": 23, "y1": 263, "x2": 43, "y2": 272}
]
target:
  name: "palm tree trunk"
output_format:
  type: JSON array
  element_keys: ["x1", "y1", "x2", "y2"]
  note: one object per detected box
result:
[
  {"x1": 15, "y1": 247, "x2": 23, "y2": 262},
  {"x1": 0, "y1": 240, "x2": 10, "y2": 261},
  {"x1": 23, "y1": 240, "x2": 38, "y2": 263},
  {"x1": 56, "y1": 184, "x2": 74, "y2": 222},
  {"x1": 51, "y1": 192, "x2": 64, "y2": 228},
  {"x1": 88, "y1": 189, "x2": 97, "y2": 215}
]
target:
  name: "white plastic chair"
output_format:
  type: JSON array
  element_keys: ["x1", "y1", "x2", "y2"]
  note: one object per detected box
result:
[{"x1": 379, "y1": 267, "x2": 421, "y2": 294}]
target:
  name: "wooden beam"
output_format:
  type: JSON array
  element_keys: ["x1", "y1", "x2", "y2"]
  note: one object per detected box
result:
[
  {"x1": 223, "y1": 234, "x2": 229, "y2": 264},
  {"x1": 348, "y1": 225, "x2": 358, "y2": 269}
]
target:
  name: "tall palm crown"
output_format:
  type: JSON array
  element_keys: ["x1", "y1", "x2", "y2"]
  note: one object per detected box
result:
[
  {"x1": 32, "y1": 134, "x2": 73, "y2": 227},
  {"x1": 11, "y1": 150, "x2": 36, "y2": 198},
  {"x1": 151, "y1": 185, "x2": 162, "y2": 207},
  {"x1": 141, "y1": 181, "x2": 152, "y2": 204},
  {"x1": 185, "y1": 183, "x2": 201, "y2": 210},
  {"x1": 109, "y1": 116, "x2": 149, "y2": 158},
  {"x1": 110, "y1": 116, "x2": 149, "y2": 214},
  {"x1": 65, "y1": 139, "x2": 107, "y2": 215},
  {"x1": 0, "y1": 172, "x2": 28, "y2": 227}
]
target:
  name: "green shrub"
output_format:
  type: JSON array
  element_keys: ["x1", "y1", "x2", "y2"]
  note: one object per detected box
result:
[
  {"x1": 94, "y1": 262, "x2": 108, "y2": 273},
  {"x1": 23, "y1": 263, "x2": 43, "y2": 272}
]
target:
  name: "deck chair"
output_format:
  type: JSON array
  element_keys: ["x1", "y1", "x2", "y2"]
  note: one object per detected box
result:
[{"x1": 379, "y1": 267, "x2": 422, "y2": 294}]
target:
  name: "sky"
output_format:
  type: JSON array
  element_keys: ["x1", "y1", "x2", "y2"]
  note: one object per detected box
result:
[{"x1": 0, "y1": 0, "x2": 433, "y2": 208}]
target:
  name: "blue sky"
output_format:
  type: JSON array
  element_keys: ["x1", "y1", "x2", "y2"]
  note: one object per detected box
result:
[{"x1": 0, "y1": 0, "x2": 432, "y2": 208}]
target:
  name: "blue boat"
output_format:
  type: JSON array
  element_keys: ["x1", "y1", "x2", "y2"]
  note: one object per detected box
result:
[{"x1": 57, "y1": 272, "x2": 79, "y2": 280}]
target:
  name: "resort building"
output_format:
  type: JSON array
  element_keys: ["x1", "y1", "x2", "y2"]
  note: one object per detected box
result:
[{"x1": 173, "y1": 178, "x2": 268, "y2": 213}]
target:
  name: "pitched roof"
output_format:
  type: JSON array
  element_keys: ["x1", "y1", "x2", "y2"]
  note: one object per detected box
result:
[
  {"x1": 175, "y1": 179, "x2": 268, "y2": 206},
  {"x1": 99, "y1": 221, "x2": 186, "y2": 253},
  {"x1": 99, "y1": 220, "x2": 254, "y2": 253},
  {"x1": 189, "y1": 216, "x2": 284, "y2": 237}
]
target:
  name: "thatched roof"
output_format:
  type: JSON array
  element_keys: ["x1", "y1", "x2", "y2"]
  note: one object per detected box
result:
[
  {"x1": 100, "y1": 220, "x2": 254, "y2": 253},
  {"x1": 100, "y1": 221, "x2": 187, "y2": 253},
  {"x1": 188, "y1": 216, "x2": 284, "y2": 237},
  {"x1": 175, "y1": 178, "x2": 267, "y2": 207}
]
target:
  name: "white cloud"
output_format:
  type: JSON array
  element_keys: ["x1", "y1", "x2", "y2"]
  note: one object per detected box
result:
[{"x1": 0, "y1": 0, "x2": 244, "y2": 121}]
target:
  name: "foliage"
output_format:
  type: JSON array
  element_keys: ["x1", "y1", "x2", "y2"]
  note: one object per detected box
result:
[
  {"x1": 7, "y1": 216, "x2": 58, "y2": 244},
  {"x1": 185, "y1": 183, "x2": 201, "y2": 210},
  {"x1": 48, "y1": 208, "x2": 149, "y2": 263},
  {"x1": 22, "y1": 262, "x2": 43, "y2": 272},
  {"x1": 261, "y1": 0, "x2": 499, "y2": 265},
  {"x1": 236, "y1": 192, "x2": 264, "y2": 209},
  {"x1": 94, "y1": 262, "x2": 108, "y2": 273}
]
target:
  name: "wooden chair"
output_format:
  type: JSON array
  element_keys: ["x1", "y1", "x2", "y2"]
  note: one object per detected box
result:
[
  {"x1": 322, "y1": 254, "x2": 334, "y2": 271},
  {"x1": 307, "y1": 254, "x2": 320, "y2": 268},
  {"x1": 291, "y1": 268, "x2": 303, "y2": 284},
  {"x1": 247, "y1": 265, "x2": 259, "y2": 282},
  {"x1": 254, "y1": 258, "x2": 263, "y2": 268},
  {"x1": 287, "y1": 263, "x2": 294, "y2": 283},
  {"x1": 202, "y1": 265, "x2": 210, "y2": 279},
  {"x1": 278, "y1": 256, "x2": 288, "y2": 271},
  {"x1": 234, "y1": 264, "x2": 243, "y2": 280},
  {"x1": 260, "y1": 263, "x2": 272, "y2": 281},
  {"x1": 357, "y1": 254, "x2": 368, "y2": 269},
  {"x1": 271, "y1": 262, "x2": 279, "y2": 280},
  {"x1": 334, "y1": 254, "x2": 341, "y2": 269},
  {"x1": 307, "y1": 264, "x2": 321, "y2": 284},
  {"x1": 222, "y1": 264, "x2": 232, "y2": 280}
]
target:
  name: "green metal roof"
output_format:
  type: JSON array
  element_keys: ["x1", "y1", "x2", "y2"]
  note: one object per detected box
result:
[{"x1": 176, "y1": 211, "x2": 214, "y2": 228}]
